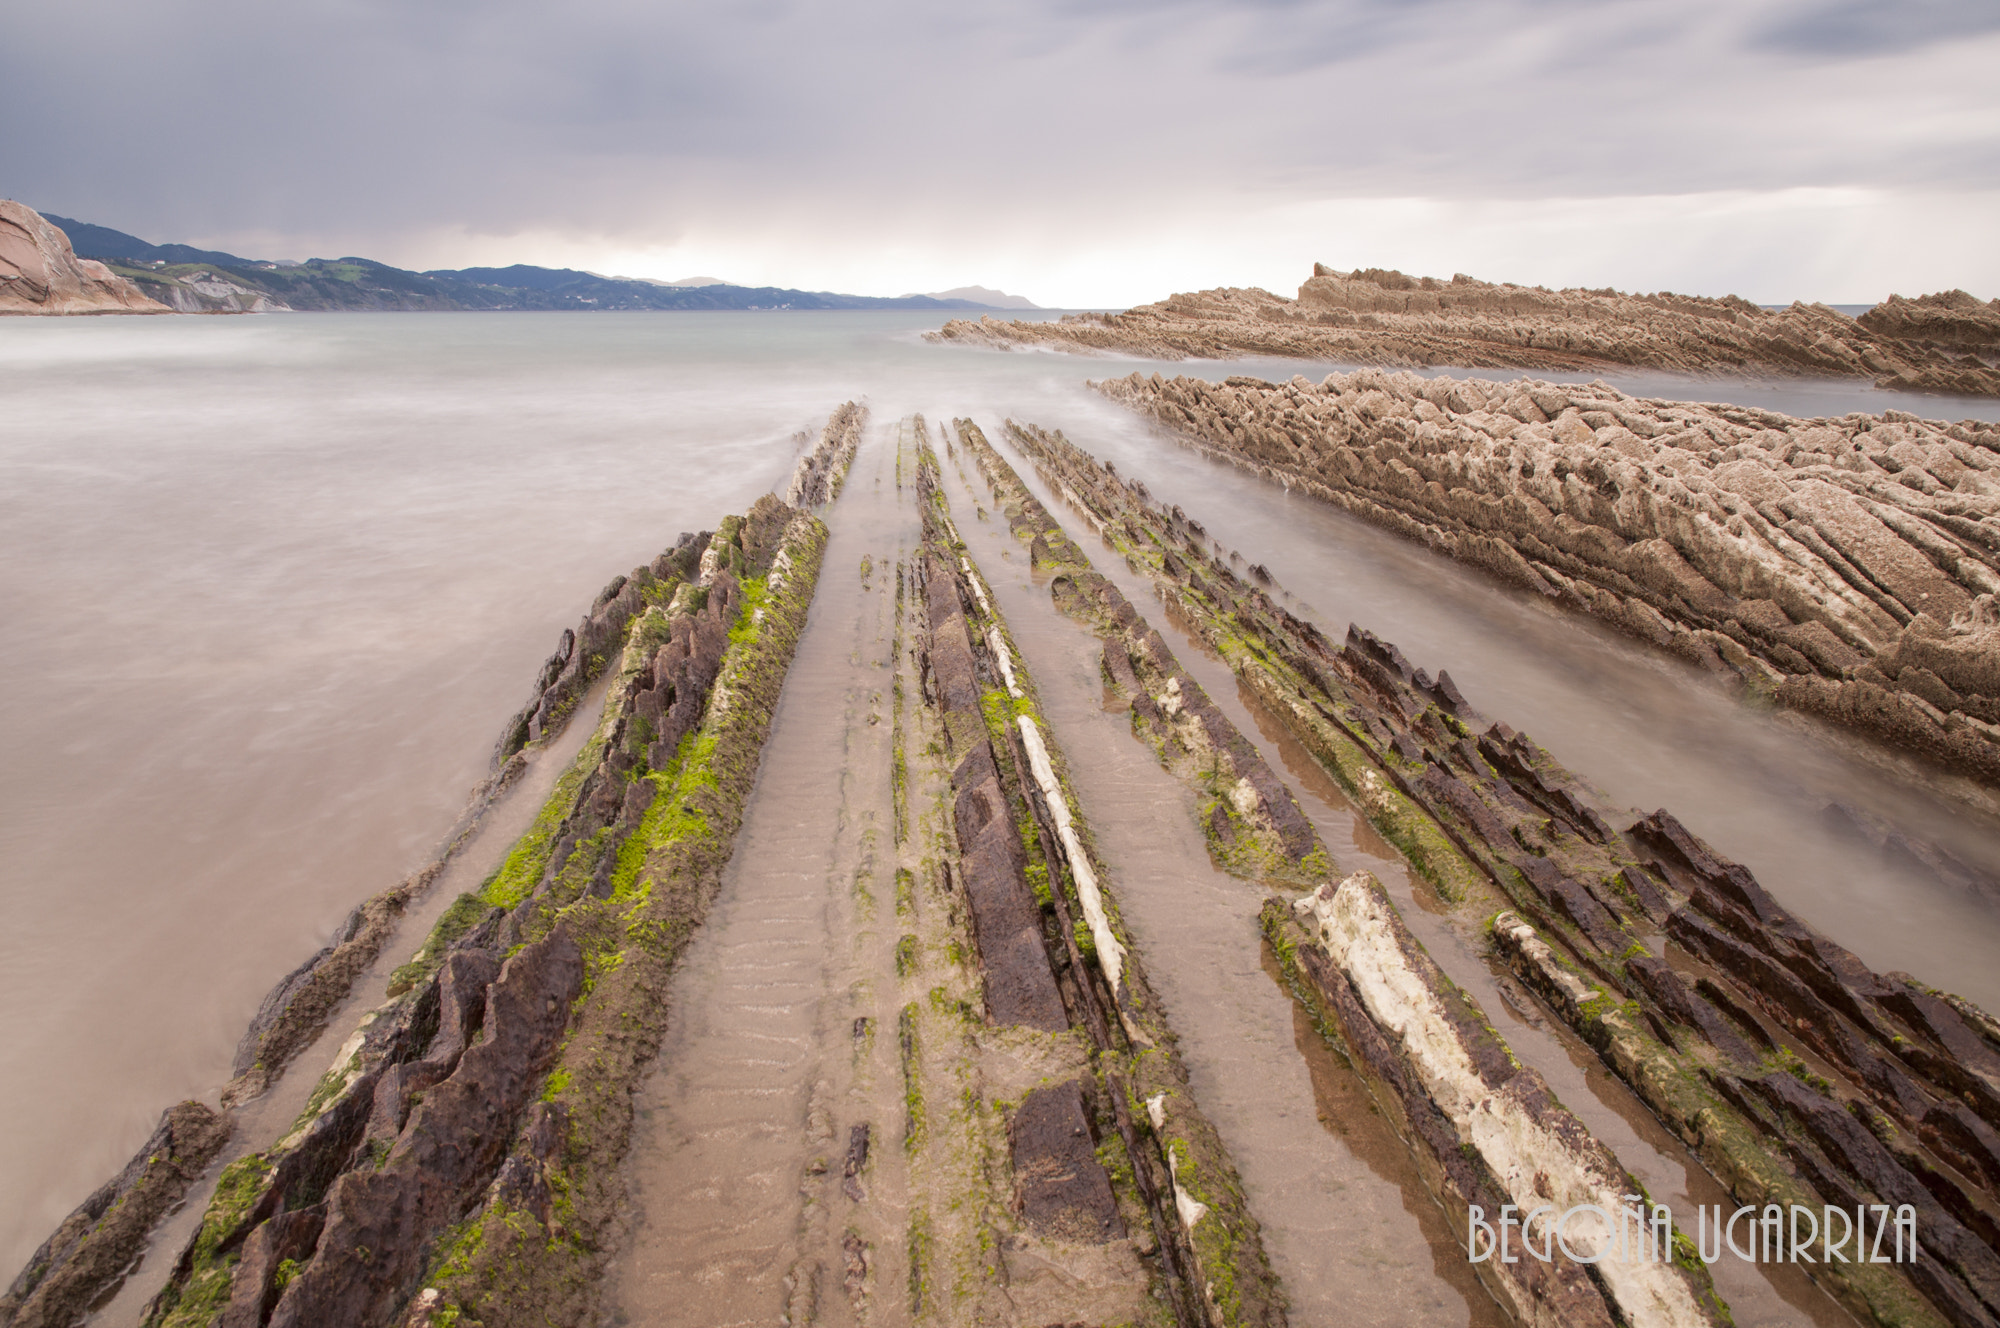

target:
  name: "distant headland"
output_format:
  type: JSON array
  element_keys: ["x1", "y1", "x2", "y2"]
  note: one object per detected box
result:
[{"x1": 1, "y1": 202, "x2": 1039, "y2": 315}]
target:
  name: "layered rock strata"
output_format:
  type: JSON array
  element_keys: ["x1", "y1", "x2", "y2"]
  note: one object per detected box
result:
[
  {"x1": 931, "y1": 265, "x2": 2000, "y2": 398},
  {"x1": 1096, "y1": 369, "x2": 2000, "y2": 787},
  {"x1": 1862, "y1": 294, "x2": 2000, "y2": 379},
  {"x1": 0, "y1": 407, "x2": 835, "y2": 1326},
  {"x1": 911, "y1": 438, "x2": 1285, "y2": 1326},
  {"x1": 947, "y1": 418, "x2": 1328, "y2": 886},
  {"x1": 134, "y1": 486, "x2": 826, "y2": 1328},
  {"x1": 0, "y1": 1104, "x2": 231, "y2": 1328},
  {"x1": 0, "y1": 417, "x2": 861, "y2": 1328},
  {"x1": 1003, "y1": 420, "x2": 2000, "y2": 1327},
  {"x1": 0, "y1": 201, "x2": 169, "y2": 315},
  {"x1": 784, "y1": 400, "x2": 864, "y2": 508},
  {"x1": 225, "y1": 402, "x2": 875, "y2": 1112},
  {"x1": 1267, "y1": 874, "x2": 1728, "y2": 1327}
]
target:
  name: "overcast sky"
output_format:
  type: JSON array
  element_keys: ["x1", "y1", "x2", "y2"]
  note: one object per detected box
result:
[{"x1": 6, "y1": 0, "x2": 1996, "y2": 306}]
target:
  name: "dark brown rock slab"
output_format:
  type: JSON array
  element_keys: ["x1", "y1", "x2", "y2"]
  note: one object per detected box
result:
[
  {"x1": 260, "y1": 925, "x2": 583, "y2": 1328},
  {"x1": 951, "y1": 743, "x2": 1067, "y2": 1032},
  {"x1": 1010, "y1": 1081, "x2": 1124, "y2": 1244}
]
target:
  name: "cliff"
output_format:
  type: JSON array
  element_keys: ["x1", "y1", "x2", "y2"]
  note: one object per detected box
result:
[
  {"x1": 932, "y1": 264, "x2": 2000, "y2": 399},
  {"x1": 0, "y1": 202, "x2": 168, "y2": 315}
]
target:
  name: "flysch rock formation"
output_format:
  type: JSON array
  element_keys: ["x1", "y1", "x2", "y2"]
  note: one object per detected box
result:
[
  {"x1": 1862, "y1": 293, "x2": 2000, "y2": 361},
  {"x1": 783, "y1": 399, "x2": 864, "y2": 509},
  {"x1": 135, "y1": 269, "x2": 288, "y2": 314},
  {"x1": 1002, "y1": 419, "x2": 2000, "y2": 1328},
  {"x1": 1276, "y1": 873, "x2": 1727, "y2": 1328},
  {"x1": 930, "y1": 265, "x2": 2000, "y2": 399},
  {"x1": 1, "y1": 412, "x2": 861, "y2": 1328},
  {"x1": 912, "y1": 432, "x2": 1286, "y2": 1327},
  {"x1": 0, "y1": 201, "x2": 169, "y2": 315},
  {"x1": 1095, "y1": 369, "x2": 2000, "y2": 791},
  {"x1": 0, "y1": 1106, "x2": 232, "y2": 1328},
  {"x1": 947, "y1": 418, "x2": 1329, "y2": 887}
]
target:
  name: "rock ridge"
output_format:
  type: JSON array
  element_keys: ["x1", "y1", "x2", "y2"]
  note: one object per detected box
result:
[
  {"x1": 1002, "y1": 422, "x2": 2000, "y2": 1326},
  {"x1": 930, "y1": 264, "x2": 2000, "y2": 398},
  {"x1": 1095, "y1": 368, "x2": 2000, "y2": 788},
  {"x1": 3, "y1": 412, "x2": 862, "y2": 1328}
]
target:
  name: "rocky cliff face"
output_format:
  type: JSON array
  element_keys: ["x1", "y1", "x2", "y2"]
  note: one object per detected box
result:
[
  {"x1": 0, "y1": 201, "x2": 168, "y2": 315},
  {"x1": 1098, "y1": 368, "x2": 2000, "y2": 785},
  {"x1": 136, "y1": 269, "x2": 287, "y2": 313},
  {"x1": 933, "y1": 265, "x2": 2000, "y2": 398}
]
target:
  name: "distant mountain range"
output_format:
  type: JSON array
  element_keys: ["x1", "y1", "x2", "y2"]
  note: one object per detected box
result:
[{"x1": 40, "y1": 213, "x2": 1039, "y2": 314}]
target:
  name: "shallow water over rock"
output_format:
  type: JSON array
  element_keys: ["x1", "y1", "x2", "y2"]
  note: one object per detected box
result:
[{"x1": 3, "y1": 311, "x2": 1997, "y2": 1307}]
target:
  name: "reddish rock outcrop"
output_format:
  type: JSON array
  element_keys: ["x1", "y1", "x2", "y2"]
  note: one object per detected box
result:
[
  {"x1": 0, "y1": 201, "x2": 169, "y2": 315},
  {"x1": 932, "y1": 265, "x2": 2000, "y2": 398}
]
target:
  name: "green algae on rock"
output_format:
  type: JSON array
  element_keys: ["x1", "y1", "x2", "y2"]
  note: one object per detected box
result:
[
  {"x1": 1005, "y1": 418, "x2": 2000, "y2": 1328},
  {"x1": 949, "y1": 417, "x2": 1328, "y2": 889},
  {"x1": 0, "y1": 1103, "x2": 230, "y2": 1328},
  {"x1": 912, "y1": 432, "x2": 1286, "y2": 1327},
  {"x1": 119, "y1": 409, "x2": 858, "y2": 1328}
]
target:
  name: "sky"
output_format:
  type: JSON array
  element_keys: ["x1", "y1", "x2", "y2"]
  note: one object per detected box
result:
[{"x1": 5, "y1": 0, "x2": 1998, "y2": 307}]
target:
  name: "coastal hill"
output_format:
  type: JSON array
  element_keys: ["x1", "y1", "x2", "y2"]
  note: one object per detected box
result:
[
  {"x1": 932, "y1": 263, "x2": 2000, "y2": 398},
  {"x1": 918, "y1": 284, "x2": 1038, "y2": 310},
  {"x1": 33, "y1": 208, "x2": 1030, "y2": 314},
  {"x1": 0, "y1": 201, "x2": 168, "y2": 315}
]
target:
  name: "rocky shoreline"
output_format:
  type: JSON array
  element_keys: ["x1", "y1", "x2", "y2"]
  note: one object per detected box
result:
[
  {"x1": 931, "y1": 265, "x2": 2000, "y2": 399},
  {"x1": 1094, "y1": 369, "x2": 2000, "y2": 793},
  {"x1": 999, "y1": 418, "x2": 2000, "y2": 1327},
  {"x1": 0, "y1": 202, "x2": 167, "y2": 316},
  {"x1": 949, "y1": 418, "x2": 1328, "y2": 888},
  {"x1": 910, "y1": 430, "x2": 1286, "y2": 1325},
  {"x1": 140, "y1": 487, "x2": 829, "y2": 1328},
  {"x1": 14, "y1": 396, "x2": 2000, "y2": 1328},
  {"x1": 0, "y1": 410, "x2": 856, "y2": 1328}
]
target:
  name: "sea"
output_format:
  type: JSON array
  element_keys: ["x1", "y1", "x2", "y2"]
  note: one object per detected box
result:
[{"x1": 3, "y1": 309, "x2": 1998, "y2": 1309}]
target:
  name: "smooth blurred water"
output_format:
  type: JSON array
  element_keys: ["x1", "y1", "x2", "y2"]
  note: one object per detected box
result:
[{"x1": 1, "y1": 310, "x2": 1995, "y2": 1280}]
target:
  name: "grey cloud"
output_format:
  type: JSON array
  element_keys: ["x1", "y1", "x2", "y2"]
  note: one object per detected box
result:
[
  {"x1": 1751, "y1": 0, "x2": 2000, "y2": 55},
  {"x1": 0, "y1": 0, "x2": 1994, "y2": 269}
]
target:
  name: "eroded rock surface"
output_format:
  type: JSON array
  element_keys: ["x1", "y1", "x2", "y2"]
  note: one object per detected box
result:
[
  {"x1": 932, "y1": 264, "x2": 2000, "y2": 398},
  {"x1": 0, "y1": 1103, "x2": 230, "y2": 1328},
  {"x1": 1271, "y1": 874, "x2": 1727, "y2": 1328},
  {"x1": 0, "y1": 201, "x2": 169, "y2": 315},
  {"x1": 1097, "y1": 368, "x2": 2000, "y2": 784},
  {"x1": 783, "y1": 401, "x2": 864, "y2": 508},
  {"x1": 1008, "y1": 420, "x2": 1999, "y2": 1327},
  {"x1": 117, "y1": 425, "x2": 844, "y2": 1328},
  {"x1": 1862, "y1": 292, "x2": 2000, "y2": 381},
  {"x1": 912, "y1": 441, "x2": 1286, "y2": 1326},
  {"x1": 954, "y1": 418, "x2": 1328, "y2": 885}
]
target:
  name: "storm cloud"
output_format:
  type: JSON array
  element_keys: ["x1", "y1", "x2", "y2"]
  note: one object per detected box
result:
[{"x1": 4, "y1": 0, "x2": 1995, "y2": 303}]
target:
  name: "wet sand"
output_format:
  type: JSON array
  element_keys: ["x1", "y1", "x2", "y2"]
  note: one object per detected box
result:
[{"x1": 611, "y1": 427, "x2": 917, "y2": 1326}]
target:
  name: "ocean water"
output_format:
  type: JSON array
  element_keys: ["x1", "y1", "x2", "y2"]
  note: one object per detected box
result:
[{"x1": 2, "y1": 309, "x2": 1996, "y2": 1292}]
